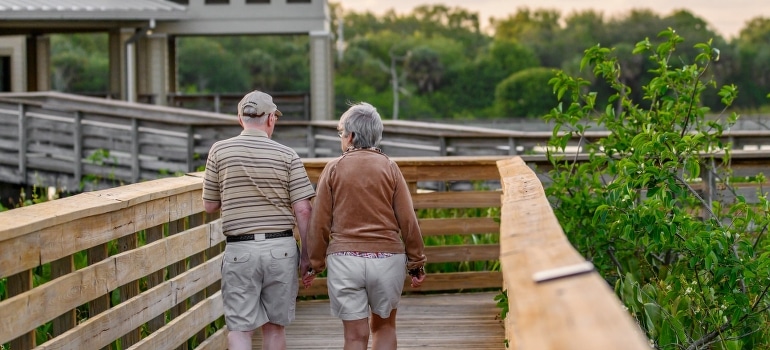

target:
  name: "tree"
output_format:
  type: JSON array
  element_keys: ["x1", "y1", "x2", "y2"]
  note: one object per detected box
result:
[
  {"x1": 50, "y1": 33, "x2": 109, "y2": 93},
  {"x1": 733, "y1": 17, "x2": 770, "y2": 109},
  {"x1": 177, "y1": 37, "x2": 247, "y2": 93},
  {"x1": 439, "y1": 40, "x2": 539, "y2": 118},
  {"x1": 562, "y1": 10, "x2": 606, "y2": 51},
  {"x1": 546, "y1": 29, "x2": 770, "y2": 349},
  {"x1": 241, "y1": 49, "x2": 277, "y2": 91},
  {"x1": 494, "y1": 67, "x2": 556, "y2": 117},
  {"x1": 492, "y1": 8, "x2": 563, "y2": 68},
  {"x1": 405, "y1": 46, "x2": 444, "y2": 94}
]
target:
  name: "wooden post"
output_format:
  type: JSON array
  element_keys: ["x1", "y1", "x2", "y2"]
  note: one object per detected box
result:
[
  {"x1": 438, "y1": 136, "x2": 447, "y2": 192},
  {"x1": 188, "y1": 212, "x2": 207, "y2": 345},
  {"x1": 205, "y1": 211, "x2": 223, "y2": 297},
  {"x1": 51, "y1": 256, "x2": 76, "y2": 338},
  {"x1": 145, "y1": 225, "x2": 167, "y2": 334},
  {"x1": 131, "y1": 118, "x2": 140, "y2": 183},
  {"x1": 508, "y1": 137, "x2": 517, "y2": 155},
  {"x1": 187, "y1": 125, "x2": 195, "y2": 172},
  {"x1": 73, "y1": 111, "x2": 83, "y2": 185},
  {"x1": 306, "y1": 125, "x2": 316, "y2": 158},
  {"x1": 167, "y1": 217, "x2": 189, "y2": 350},
  {"x1": 87, "y1": 243, "x2": 111, "y2": 350},
  {"x1": 7, "y1": 270, "x2": 35, "y2": 348},
  {"x1": 18, "y1": 103, "x2": 27, "y2": 184},
  {"x1": 118, "y1": 232, "x2": 140, "y2": 347}
]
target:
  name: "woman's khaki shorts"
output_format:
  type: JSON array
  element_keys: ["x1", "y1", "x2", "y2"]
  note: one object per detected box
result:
[
  {"x1": 326, "y1": 253, "x2": 407, "y2": 320},
  {"x1": 221, "y1": 237, "x2": 299, "y2": 331}
]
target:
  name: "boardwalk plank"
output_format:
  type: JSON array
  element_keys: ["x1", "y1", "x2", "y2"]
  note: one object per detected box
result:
[{"x1": 252, "y1": 292, "x2": 505, "y2": 350}]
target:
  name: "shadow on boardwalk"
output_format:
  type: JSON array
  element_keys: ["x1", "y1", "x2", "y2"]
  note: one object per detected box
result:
[{"x1": 252, "y1": 292, "x2": 505, "y2": 349}]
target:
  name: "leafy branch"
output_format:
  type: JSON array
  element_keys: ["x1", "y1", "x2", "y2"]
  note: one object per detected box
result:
[{"x1": 545, "y1": 28, "x2": 770, "y2": 349}]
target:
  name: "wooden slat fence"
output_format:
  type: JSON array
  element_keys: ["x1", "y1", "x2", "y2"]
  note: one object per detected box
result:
[
  {"x1": 0, "y1": 156, "x2": 507, "y2": 350},
  {"x1": 159, "y1": 92, "x2": 310, "y2": 120},
  {"x1": 4, "y1": 154, "x2": 767, "y2": 349},
  {"x1": 2, "y1": 91, "x2": 770, "y2": 194},
  {"x1": 298, "y1": 156, "x2": 506, "y2": 297}
]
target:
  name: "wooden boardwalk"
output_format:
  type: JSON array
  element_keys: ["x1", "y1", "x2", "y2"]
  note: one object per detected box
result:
[{"x1": 253, "y1": 292, "x2": 505, "y2": 349}]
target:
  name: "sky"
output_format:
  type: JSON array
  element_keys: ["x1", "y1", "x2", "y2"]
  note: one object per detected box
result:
[{"x1": 333, "y1": 0, "x2": 770, "y2": 40}]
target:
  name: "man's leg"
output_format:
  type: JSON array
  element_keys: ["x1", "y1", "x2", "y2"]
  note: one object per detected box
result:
[
  {"x1": 227, "y1": 330, "x2": 254, "y2": 350},
  {"x1": 342, "y1": 318, "x2": 370, "y2": 350},
  {"x1": 261, "y1": 322, "x2": 287, "y2": 350},
  {"x1": 371, "y1": 309, "x2": 398, "y2": 350}
]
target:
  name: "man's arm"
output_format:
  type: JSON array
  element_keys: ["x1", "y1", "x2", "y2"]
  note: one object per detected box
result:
[
  {"x1": 293, "y1": 199, "x2": 313, "y2": 278},
  {"x1": 204, "y1": 200, "x2": 221, "y2": 213}
]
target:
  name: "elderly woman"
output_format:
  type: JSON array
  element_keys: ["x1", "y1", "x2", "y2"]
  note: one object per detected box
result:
[{"x1": 305, "y1": 102, "x2": 427, "y2": 350}]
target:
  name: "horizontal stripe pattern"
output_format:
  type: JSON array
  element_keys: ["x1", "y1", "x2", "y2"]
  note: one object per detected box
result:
[{"x1": 203, "y1": 130, "x2": 314, "y2": 236}]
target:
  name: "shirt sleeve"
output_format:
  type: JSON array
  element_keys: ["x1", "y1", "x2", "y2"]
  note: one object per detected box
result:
[
  {"x1": 390, "y1": 161, "x2": 426, "y2": 269},
  {"x1": 308, "y1": 162, "x2": 334, "y2": 272},
  {"x1": 288, "y1": 155, "x2": 315, "y2": 204}
]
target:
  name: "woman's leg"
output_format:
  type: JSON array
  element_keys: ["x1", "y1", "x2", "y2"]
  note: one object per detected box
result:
[
  {"x1": 342, "y1": 318, "x2": 370, "y2": 350},
  {"x1": 370, "y1": 309, "x2": 398, "y2": 350}
]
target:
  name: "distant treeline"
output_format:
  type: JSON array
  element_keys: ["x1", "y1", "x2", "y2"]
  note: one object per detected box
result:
[{"x1": 51, "y1": 3, "x2": 770, "y2": 119}]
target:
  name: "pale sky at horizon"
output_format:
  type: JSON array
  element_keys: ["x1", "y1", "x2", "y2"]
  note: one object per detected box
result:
[{"x1": 333, "y1": 0, "x2": 770, "y2": 39}]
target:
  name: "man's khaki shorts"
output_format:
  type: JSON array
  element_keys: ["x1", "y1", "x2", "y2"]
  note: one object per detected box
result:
[
  {"x1": 221, "y1": 237, "x2": 299, "y2": 331},
  {"x1": 326, "y1": 253, "x2": 407, "y2": 320}
]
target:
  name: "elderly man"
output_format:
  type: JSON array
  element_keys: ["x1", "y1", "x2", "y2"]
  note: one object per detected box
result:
[{"x1": 202, "y1": 90, "x2": 314, "y2": 350}]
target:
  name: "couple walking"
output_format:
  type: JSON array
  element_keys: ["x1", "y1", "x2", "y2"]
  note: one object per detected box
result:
[{"x1": 202, "y1": 90, "x2": 427, "y2": 350}]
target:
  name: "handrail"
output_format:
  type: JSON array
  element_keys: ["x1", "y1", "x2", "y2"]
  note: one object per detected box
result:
[
  {"x1": 497, "y1": 156, "x2": 649, "y2": 349},
  {"x1": 2, "y1": 92, "x2": 770, "y2": 193},
  {"x1": 0, "y1": 156, "x2": 505, "y2": 349}
]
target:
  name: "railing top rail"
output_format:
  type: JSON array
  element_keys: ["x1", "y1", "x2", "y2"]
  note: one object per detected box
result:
[
  {"x1": 0, "y1": 91, "x2": 235, "y2": 124},
  {"x1": 2, "y1": 91, "x2": 770, "y2": 138},
  {"x1": 0, "y1": 174, "x2": 203, "y2": 242},
  {"x1": 497, "y1": 156, "x2": 649, "y2": 349}
]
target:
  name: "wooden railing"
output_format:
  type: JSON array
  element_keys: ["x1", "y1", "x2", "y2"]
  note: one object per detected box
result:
[
  {"x1": 139, "y1": 92, "x2": 310, "y2": 120},
  {"x1": 0, "y1": 157, "x2": 505, "y2": 349},
  {"x1": 6, "y1": 154, "x2": 764, "y2": 348},
  {"x1": 498, "y1": 156, "x2": 649, "y2": 349},
  {"x1": 2, "y1": 91, "x2": 770, "y2": 193}
]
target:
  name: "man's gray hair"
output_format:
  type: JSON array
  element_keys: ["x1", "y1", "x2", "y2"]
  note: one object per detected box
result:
[{"x1": 340, "y1": 102, "x2": 383, "y2": 148}]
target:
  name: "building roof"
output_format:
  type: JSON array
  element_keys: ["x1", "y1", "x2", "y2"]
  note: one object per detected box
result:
[
  {"x1": 0, "y1": 0, "x2": 187, "y2": 20},
  {"x1": 0, "y1": 0, "x2": 329, "y2": 36}
]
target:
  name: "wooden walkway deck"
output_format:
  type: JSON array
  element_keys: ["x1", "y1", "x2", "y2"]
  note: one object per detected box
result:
[{"x1": 253, "y1": 292, "x2": 505, "y2": 349}]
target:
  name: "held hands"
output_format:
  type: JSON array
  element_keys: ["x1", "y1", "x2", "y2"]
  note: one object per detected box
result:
[
  {"x1": 299, "y1": 256, "x2": 315, "y2": 289},
  {"x1": 408, "y1": 267, "x2": 426, "y2": 288},
  {"x1": 302, "y1": 268, "x2": 316, "y2": 289}
]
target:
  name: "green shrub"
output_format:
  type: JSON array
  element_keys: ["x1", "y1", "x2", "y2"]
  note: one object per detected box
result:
[
  {"x1": 495, "y1": 67, "x2": 559, "y2": 117},
  {"x1": 546, "y1": 28, "x2": 770, "y2": 349}
]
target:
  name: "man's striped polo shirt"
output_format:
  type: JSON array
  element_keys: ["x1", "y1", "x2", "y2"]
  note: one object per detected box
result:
[{"x1": 202, "y1": 129, "x2": 315, "y2": 237}]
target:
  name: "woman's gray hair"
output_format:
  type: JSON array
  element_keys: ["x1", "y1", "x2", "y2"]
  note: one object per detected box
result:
[{"x1": 340, "y1": 102, "x2": 383, "y2": 148}]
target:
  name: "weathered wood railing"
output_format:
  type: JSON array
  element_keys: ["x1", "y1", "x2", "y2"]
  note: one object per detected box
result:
[
  {"x1": 0, "y1": 156, "x2": 505, "y2": 349},
  {"x1": 498, "y1": 156, "x2": 649, "y2": 349},
  {"x1": 2, "y1": 91, "x2": 770, "y2": 193},
  {"x1": 157, "y1": 92, "x2": 310, "y2": 119},
  {"x1": 5, "y1": 153, "x2": 766, "y2": 348}
]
